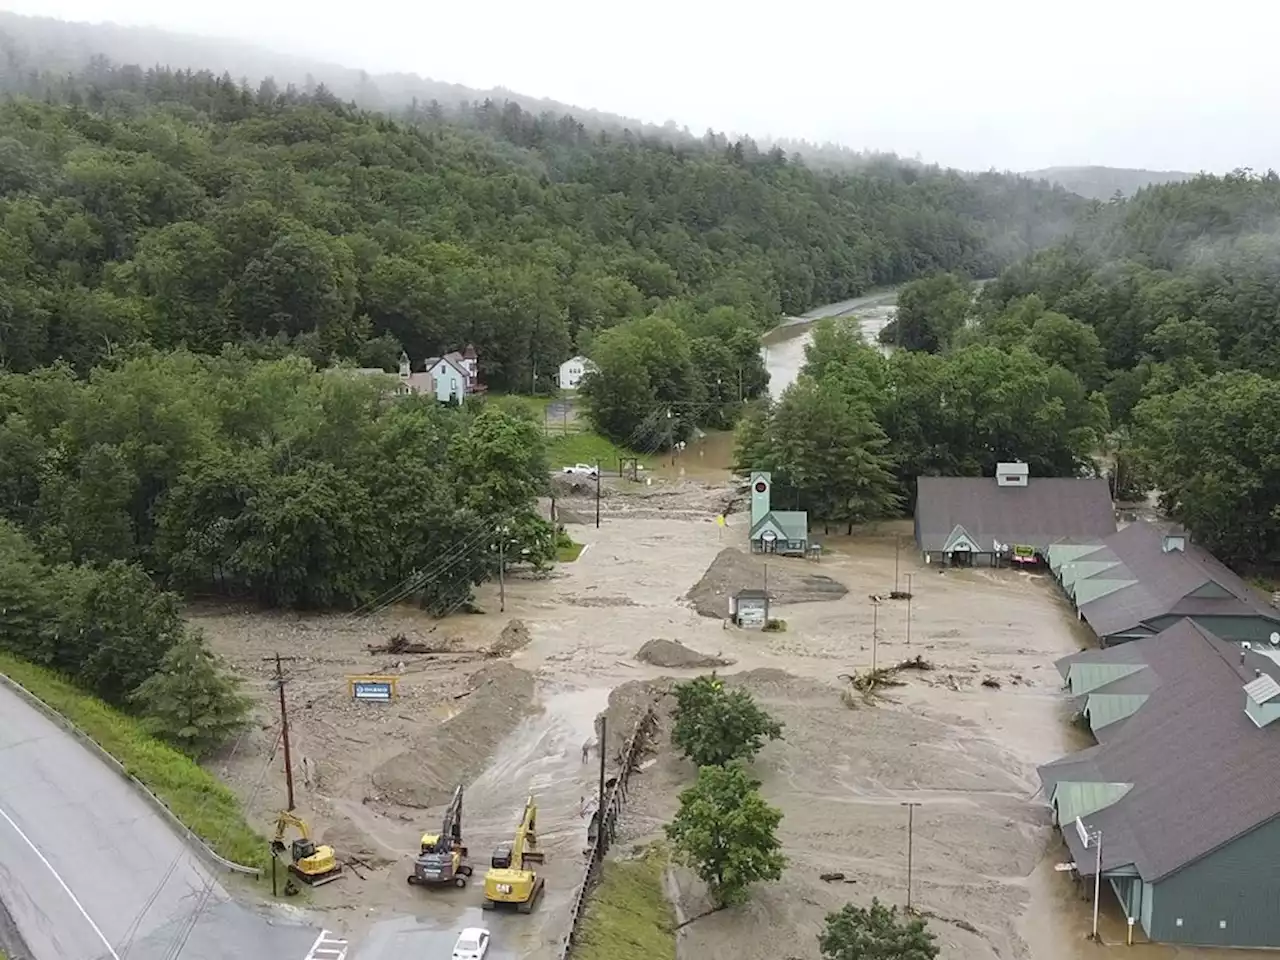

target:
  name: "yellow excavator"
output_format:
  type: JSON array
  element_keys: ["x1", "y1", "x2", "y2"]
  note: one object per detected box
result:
[
  {"x1": 482, "y1": 795, "x2": 545, "y2": 912},
  {"x1": 271, "y1": 811, "x2": 343, "y2": 886},
  {"x1": 408, "y1": 784, "x2": 472, "y2": 888}
]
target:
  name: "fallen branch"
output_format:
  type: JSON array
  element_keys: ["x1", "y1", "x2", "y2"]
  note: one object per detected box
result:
[{"x1": 674, "y1": 906, "x2": 722, "y2": 930}]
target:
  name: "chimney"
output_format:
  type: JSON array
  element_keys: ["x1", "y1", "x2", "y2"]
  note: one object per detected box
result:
[
  {"x1": 996, "y1": 462, "x2": 1029, "y2": 488},
  {"x1": 1256, "y1": 669, "x2": 1263, "y2": 679}
]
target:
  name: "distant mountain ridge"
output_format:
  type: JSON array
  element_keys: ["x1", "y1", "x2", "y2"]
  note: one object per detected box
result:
[{"x1": 1023, "y1": 165, "x2": 1198, "y2": 200}]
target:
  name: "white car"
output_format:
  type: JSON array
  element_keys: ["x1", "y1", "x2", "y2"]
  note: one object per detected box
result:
[
  {"x1": 562, "y1": 463, "x2": 599, "y2": 477},
  {"x1": 452, "y1": 927, "x2": 491, "y2": 960}
]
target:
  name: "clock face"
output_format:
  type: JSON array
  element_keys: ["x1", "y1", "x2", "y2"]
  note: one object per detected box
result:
[{"x1": 754, "y1": 480, "x2": 768, "y2": 494}]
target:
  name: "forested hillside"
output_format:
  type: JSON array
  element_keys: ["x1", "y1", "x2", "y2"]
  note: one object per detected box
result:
[
  {"x1": 0, "y1": 55, "x2": 1082, "y2": 388},
  {"x1": 1023, "y1": 165, "x2": 1195, "y2": 201},
  {"x1": 966, "y1": 171, "x2": 1280, "y2": 568}
]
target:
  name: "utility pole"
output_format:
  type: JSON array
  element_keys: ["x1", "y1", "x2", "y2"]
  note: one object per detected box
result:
[
  {"x1": 498, "y1": 525, "x2": 507, "y2": 613},
  {"x1": 764, "y1": 561, "x2": 769, "y2": 595},
  {"x1": 905, "y1": 573, "x2": 914, "y2": 645},
  {"x1": 274, "y1": 652, "x2": 295, "y2": 812},
  {"x1": 1086, "y1": 824, "x2": 1103, "y2": 941},
  {"x1": 871, "y1": 597, "x2": 881, "y2": 673},
  {"x1": 901, "y1": 801, "x2": 921, "y2": 912},
  {"x1": 597, "y1": 715, "x2": 607, "y2": 846},
  {"x1": 594, "y1": 466, "x2": 601, "y2": 529},
  {"x1": 894, "y1": 535, "x2": 901, "y2": 593}
]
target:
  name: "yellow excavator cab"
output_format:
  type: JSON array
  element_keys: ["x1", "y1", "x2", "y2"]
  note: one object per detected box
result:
[
  {"x1": 271, "y1": 811, "x2": 343, "y2": 886},
  {"x1": 483, "y1": 796, "x2": 546, "y2": 913},
  {"x1": 421, "y1": 832, "x2": 442, "y2": 854}
]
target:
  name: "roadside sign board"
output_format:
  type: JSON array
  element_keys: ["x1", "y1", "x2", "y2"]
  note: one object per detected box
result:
[{"x1": 347, "y1": 675, "x2": 399, "y2": 702}]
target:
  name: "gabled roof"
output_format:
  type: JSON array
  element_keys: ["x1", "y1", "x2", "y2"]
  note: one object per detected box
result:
[
  {"x1": 1065, "y1": 522, "x2": 1280, "y2": 637},
  {"x1": 750, "y1": 510, "x2": 808, "y2": 542},
  {"x1": 1039, "y1": 620, "x2": 1280, "y2": 881},
  {"x1": 424, "y1": 353, "x2": 470, "y2": 380},
  {"x1": 915, "y1": 476, "x2": 1115, "y2": 553}
]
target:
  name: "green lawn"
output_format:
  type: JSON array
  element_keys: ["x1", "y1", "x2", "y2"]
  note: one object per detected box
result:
[
  {"x1": 549, "y1": 431, "x2": 652, "y2": 471},
  {"x1": 0, "y1": 653, "x2": 270, "y2": 873},
  {"x1": 557, "y1": 539, "x2": 586, "y2": 562},
  {"x1": 575, "y1": 845, "x2": 676, "y2": 960}
]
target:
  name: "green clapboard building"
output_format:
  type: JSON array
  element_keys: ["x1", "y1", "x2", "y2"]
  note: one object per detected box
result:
[{"x1": 1040, "y1": 620, "x2": 1280, "y2": 947}]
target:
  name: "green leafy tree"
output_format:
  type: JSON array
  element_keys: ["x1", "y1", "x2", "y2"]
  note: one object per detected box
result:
[
  {"x1": 671, "y1": 674, "x2": 783, "y2": 767},
  {"x1": 665, "y1": 763, "x2": 786, "y2": 908},
  {"x1": 882, "y1": 273, "x2": 974, "y2": 353},
  {"x1": 819, "y1": 899, "x2": 939, "y2": 960},
  {"x1": 1134, "y1": 370, "x2": 1280, "y2": 566},
  {"x1": 131, "y1": 632, "x2": 252, "y2": 757}
]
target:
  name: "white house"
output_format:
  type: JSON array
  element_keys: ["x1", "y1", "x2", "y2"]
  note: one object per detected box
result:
[
  {"x1": 558, "y1": 355, "x2": 596, "y2": 390},
  {"x1": 396, "y1": 346, "x2": 481, "y2": 403}
]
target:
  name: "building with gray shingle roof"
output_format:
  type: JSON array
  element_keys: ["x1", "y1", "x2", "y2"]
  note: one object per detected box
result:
[
  {"x1": 914, "y1": 463, "x2": 1115, "y2": 567},
  {"x1": 1048, "y1": 521, "x2": 1280, "y2": 645},
  {"x1": 1040, "y1": 620, "x2": 1280, "y2": 947}
]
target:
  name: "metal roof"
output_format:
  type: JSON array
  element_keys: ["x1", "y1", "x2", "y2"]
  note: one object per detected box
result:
[
  {"x1": 1040, "y1": 620, "x2": 1280, "y2": 881},
  {"x1": 1084, "y1": 694, "x2": 1149, "y2": 736},
  {"x1": 1244, "y1": 673, "x2": 1280, "y2": 705},
  {"x1": 1052, "y1": 781, "x2": 1134, "y2": 825},
  {"x1": 915, "y1": 476, "x2": 1116, "y2": 553},
  {"x1": 750, "y1": 510, "x2": 808, "y2": 542},
  {"x1": 1066, "y1": 661, "x2": 1146, "y2": 696}
]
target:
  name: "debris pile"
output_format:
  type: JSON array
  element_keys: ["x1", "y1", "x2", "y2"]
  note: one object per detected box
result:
[
  {"x1": 635, "y1": 639, "x2": 734, "y2": 669},
  {"x1": 486, "y1": 618, "x2": 532, "y2": 657},
  {"x1": 686, "y1": 548, "x2": 847, "y2": 618}
]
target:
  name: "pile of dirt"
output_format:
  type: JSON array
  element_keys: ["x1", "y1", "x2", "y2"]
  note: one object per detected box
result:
[
  {"x1": 565, "y1": 594, "x2": 638, "y2": 608},
  {"x1": 321, "y1": 819, "x2": 394, "y2": 868},
  {"x1": 600, "y1": 678, "x2": 677, "y2": 761},
  {"x1": 486, "y1": 618, "x2": 532, "y2": 657},
  {"x1": 635, "y1": 638, "x2": 734, "y2": 669},
  {"x1": 685, "y1": 547, "x2": 848, "y2": 618},
  {"x1": 550, "y1": 473, "x2": 604, "y2": 497},
  {"x1": 369, "y1": 662, "x2": 536, "y2": 808}
]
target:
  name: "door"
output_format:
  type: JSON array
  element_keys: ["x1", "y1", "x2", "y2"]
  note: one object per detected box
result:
[{"x1": 951, "y1": 546, "x2": 973, "y2": 567}]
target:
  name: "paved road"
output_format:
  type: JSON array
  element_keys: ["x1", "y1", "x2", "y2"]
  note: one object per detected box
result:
[{"x1": 0, "y1": 684, "x2": 322, "y2": 960}]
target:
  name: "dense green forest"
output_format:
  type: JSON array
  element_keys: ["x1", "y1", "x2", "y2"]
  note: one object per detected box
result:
[
  {"x1": 831, "y1": 171, "x2": 1280, "y2": 569},
  {"x1": 0, "y1": 55, "x2": 1081, "y2": 389}
]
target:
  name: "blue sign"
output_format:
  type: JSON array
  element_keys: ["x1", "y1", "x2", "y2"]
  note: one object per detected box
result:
[{"x1": 353, "y1": 681, "x2": 393, "y2": 702}]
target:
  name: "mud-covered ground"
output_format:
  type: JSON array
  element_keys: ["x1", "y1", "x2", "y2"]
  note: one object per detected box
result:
[{"x1": 192, "y1": 475, "x2": 1138, "y2": 960}]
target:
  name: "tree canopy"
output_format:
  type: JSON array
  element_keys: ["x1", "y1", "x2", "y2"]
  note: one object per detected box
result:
[
  {"x1": 665, "y1": 762, "x2": 786, "y2": 908},
  {"x1": 819, "y1": 899, "x2": 940, "y2": 960},
  {"x1": 670, "y1": 674, "x2": 784, "y2": 768}
]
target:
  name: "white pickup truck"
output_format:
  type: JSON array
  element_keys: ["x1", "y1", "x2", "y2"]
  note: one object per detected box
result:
[{"x1": 562, "y1": 463, "x2": 599, "y2": 477}]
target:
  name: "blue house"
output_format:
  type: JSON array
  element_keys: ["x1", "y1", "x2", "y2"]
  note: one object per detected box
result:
[{"x1": 747, "y1": 471, "x2": 808, "y2": 557}]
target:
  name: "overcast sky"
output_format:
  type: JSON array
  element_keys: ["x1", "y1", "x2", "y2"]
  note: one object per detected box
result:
[{"x1": 5, "y1": 0, "x2": 1278, "y2": 172}]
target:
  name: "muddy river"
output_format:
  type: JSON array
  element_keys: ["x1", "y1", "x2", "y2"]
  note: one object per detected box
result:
[{"x1": 761, "y1": 288, "x2": 900, "y2": 400}]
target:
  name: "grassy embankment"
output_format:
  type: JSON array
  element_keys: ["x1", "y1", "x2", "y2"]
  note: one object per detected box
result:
[
  {"x1": 549, "y1": 431, "x2": 653, "y2": 471},
  {"x1": 0, "y1": 653, "x2": 269, "y2": 872},
  {"x1": 575, "y1": 845, "x2": 677, "y2": 960}
]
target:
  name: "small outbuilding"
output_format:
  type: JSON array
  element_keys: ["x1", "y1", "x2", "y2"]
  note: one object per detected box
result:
[
  {"x1": 730, "y1": 589, "x2": 770, "y2": 628},
  {"x1": 747, "y1": 471, "x2": 809, "y2": 557}
]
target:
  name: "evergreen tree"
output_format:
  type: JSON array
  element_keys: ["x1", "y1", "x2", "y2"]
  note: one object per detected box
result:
[{"x1": 131, "y1": 633, "x2": 252, "y2": 758}]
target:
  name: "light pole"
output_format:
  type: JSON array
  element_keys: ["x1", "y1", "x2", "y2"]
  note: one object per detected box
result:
[
  {"x1": 871, "y1": 597, "x2": 881, "y2": 673},
  {"x1": 1077, "y1": 817, "x2": 1103, "y2": 941},
  {"x1": 905, "y1": 573, "x2": 914, "y2": 645},
  {"x1": 902, "y1": 801, "x2": 921, "y2": 912}
]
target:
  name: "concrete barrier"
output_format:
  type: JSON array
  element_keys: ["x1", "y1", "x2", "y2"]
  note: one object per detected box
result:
[
  {"x1": 0, "y1": 671, "x2": 263, "y2": 877},
  {"x1": 558, "y1": 706, "x2": 657, "y2": 959}
]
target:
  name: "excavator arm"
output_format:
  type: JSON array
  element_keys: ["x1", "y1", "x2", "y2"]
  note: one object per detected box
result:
[{"x1": 510, "y1": 796, "x2": 540, "y2": 871}]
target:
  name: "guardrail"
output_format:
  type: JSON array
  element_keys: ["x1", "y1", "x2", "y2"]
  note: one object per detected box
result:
[
  {"x1": 0, "y1": 672, "x2": 262, "y2": 877},
  {"x1": 557, "y1": 705, "x2": 658, "y2": 959}
]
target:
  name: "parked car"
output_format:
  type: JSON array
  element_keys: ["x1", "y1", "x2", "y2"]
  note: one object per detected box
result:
[
  {"x1": 452, "y1": 927, "x2": 491, "y2": 960},
  {"x1": 562, "y1": 463, "x2": 599, "y2": 477}
]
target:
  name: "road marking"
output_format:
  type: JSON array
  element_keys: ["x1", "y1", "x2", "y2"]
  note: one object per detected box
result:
[
  {"x1": 305, "y1": 929, "x2": 349, "y2": 960},
  {"x1": 0, "y1": 801, "x2": 122, "y2": 960}
]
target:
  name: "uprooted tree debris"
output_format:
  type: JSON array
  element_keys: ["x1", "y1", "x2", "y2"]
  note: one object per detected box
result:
[
  {"x1": 367, "y1": 633, "x2": 462, "y2": 656},
  {"x1": 840, "y1": 655, "x2": 934, "y2": 702}
]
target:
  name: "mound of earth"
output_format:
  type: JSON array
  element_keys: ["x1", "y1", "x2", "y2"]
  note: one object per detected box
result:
[
  {"x1": 636, "y1": 638, "x2": 734, "y2": 669},
  {"x1": 486, "y1": 618, "x2": 532, "y2": 657},
  {"x1": 370, "y1": 662, "x2": 535, "y2": 808},
  {"x1": 685, "y1": 547, "x2": 848, "y2": 618},
  {"x1": 600, "y1": 678, "x2": 677, "y2": 761},
  {"x1": 320, "y1": 819, "x2": 394, "y2": 868}
]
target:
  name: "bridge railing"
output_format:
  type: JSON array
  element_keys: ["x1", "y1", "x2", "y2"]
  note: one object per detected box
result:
[{"x1": 557, "y1": 705, "x2": 657, "y2": 959}]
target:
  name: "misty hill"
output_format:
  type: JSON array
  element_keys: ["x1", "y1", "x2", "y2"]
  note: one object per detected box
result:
[
  {"x1": 0, "y1": 56, "x2": 1083, "y2": 382},
  {"x1": 1023, "y1": 165, "x2": 1196, "y2": 200},
  {"x1": 0, "y1": 10, "x2": 686, "y2": 140}
]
